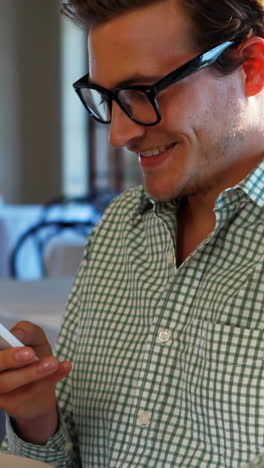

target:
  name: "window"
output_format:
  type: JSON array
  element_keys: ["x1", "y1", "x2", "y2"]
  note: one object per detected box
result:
[{"x1": 61, "y1": 17, "x2": 88, "y2": 196}]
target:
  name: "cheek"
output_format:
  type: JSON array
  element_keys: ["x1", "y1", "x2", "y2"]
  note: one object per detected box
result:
[
  {"x1": 158, "y1": 80, "x2": 211, "y2": 134},
  {"x1": 156, "y1": 75, "x2": 240, "y2": 158}
]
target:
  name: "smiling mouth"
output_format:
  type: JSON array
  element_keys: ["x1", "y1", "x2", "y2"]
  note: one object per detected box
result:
[
  {"x1": 139, "y1": 142, "x2": 176, "y2": 158},
  {"x1": 137, "y1": 142, "x2": 177, "y2": 170}
]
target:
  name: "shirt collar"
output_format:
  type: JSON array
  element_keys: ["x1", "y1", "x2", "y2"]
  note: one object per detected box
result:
[
  {"x1": 131, "y1": 188, "x2": 153, "y2": 221},
  {"x1": 215, "y1": 158, "x2": 264, "y2": 212},
  {"x1": 238, "y1": 158, "x2": 264, "y2": 208},
  {"x1": 132, "y1": 159, "x2": 264, "y2": 221},
  {"x1": 131, "y1": 187, "x2": 178, "y2": 222}
]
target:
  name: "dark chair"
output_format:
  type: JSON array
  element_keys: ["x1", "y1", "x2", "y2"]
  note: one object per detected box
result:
[
  {"x1": 32, "y1": 191, "x2": 118, "y2": 276},
  {"x1": 9, "y1": 219, "x2": 95, "y2": 279},
  {"x1": 9, "y1": 190, "x2": 118, "y2": 279}
]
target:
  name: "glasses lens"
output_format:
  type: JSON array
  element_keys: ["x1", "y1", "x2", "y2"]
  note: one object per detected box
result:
[
  {"x1": 118, "y1": 89, "x2": 158, "y2": 124},
  {"x1": 79, "y1": 88, "x2": 110, "y2": 122}
]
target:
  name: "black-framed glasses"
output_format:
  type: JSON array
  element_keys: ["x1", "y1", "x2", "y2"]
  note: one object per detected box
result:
[{"x1": 73, "y1": 40, "x2": 235, "y2": 127}]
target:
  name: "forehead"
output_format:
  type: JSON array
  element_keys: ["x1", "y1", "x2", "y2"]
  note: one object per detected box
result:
[{"x1": 88, "y1": 0, "x2": 195, "y2": 87}]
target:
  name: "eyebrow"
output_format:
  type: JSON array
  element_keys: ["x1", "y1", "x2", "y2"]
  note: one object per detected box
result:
[{"x1": 89, "y1": 73, "x2": 162, "y2": 89}]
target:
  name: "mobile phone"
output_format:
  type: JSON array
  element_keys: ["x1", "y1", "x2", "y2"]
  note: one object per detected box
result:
[{"x1": 0, "y1": 322, "x2": 24, "y2": 351}]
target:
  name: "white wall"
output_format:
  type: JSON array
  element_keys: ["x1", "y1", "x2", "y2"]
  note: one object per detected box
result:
[{"x1": 0, "y1": 0, "x2": 62, "y2": 203}]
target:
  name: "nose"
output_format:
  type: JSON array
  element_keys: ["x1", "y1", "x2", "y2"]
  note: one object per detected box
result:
[{"x1": 108, "y1": 101, "x2": 145, "y2": 148}]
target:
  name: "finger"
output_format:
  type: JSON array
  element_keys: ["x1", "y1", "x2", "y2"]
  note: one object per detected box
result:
[
  {"x1": 47, "y1": 361, "x2": 72, "y2": 384},
  {"x1": 3, "y1": 361, "x2": 71, "y2": 400},
  {"x1": 0, "y1": 347, "x2": 36, "y2": 372},
  {"x1": 11, "y1": 321, "x2": 53, "y2": 358},
  {"x1": 0, "y1": 356, "x2": 59, "y2": 394},
  {"x1": 0, "y1": 361, "x2": 72, "y2": 420},
  {"x1": 0, "y1": 379, "x2": 57, "y2": 420}
]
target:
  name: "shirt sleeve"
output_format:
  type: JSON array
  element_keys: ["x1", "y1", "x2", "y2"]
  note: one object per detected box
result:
[
  {"x1": 0, "y1": 229, "x2": 97, "y2": 467},
  {"x1": 4, "y1": 410, "x2": 75, "y2": 468}
]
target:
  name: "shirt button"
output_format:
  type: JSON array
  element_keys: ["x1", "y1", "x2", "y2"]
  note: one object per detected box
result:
[
  {"x1": 158, "y1": 328, "x2": 172, "y2": 345},
  {"x1": 167, "y1": 250, "x2": 175, "y2": 265},
  {"x1": 138, "y1": 410, "x2": 151, "y2": 426}
]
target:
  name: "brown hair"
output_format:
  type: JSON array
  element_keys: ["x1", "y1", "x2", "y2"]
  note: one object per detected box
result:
[
  {"x1": 61, "y1": 0, "x2": 161, "y2": 28},
  {"x1": 61, "y1": 0, "x2": 264, "y2": 73},
  {"x1": 183, "y1": 0, "x2": 264, "y2": 73}
]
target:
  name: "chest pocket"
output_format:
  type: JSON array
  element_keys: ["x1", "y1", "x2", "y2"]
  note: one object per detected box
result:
[{"x1": 179, "y1": 320, "x2": 264, "y2": 454}]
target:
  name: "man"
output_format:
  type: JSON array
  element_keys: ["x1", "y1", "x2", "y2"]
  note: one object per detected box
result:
[{"x1": 0, "y1": 0, "x2": 263, "y2": 466}]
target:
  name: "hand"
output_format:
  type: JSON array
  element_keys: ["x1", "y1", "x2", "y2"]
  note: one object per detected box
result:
[{"x1": 0, "y1": 321, "x2": 72, "y2": 444}]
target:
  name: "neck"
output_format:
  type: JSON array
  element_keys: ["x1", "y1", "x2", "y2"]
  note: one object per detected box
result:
[
  {"x1": 176, "y1": 154, "x2": 262, "y2": 266},
  {"x1": 176, "y1": 197, "x2": 216, "y2": 266},
  {"x1": 186, "y1": 153, "x2": 262, "y2": 222}
]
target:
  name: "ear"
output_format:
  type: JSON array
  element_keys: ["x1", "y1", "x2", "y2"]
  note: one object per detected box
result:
[{"x1": 240, "y1": 37, "x2": 264, "y2": 97}]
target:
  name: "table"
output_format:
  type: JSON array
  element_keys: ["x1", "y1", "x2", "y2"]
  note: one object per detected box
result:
[
  {"x1": 0, "y1": 453, "x2": 54, "y2": 467},
  {"x1": 0, "y1": 276, "x2": 74, "y2": 348}
]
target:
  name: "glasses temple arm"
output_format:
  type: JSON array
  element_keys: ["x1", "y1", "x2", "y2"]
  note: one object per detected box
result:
[{"x1": 153, "y1": 40, "x2": 235, "y2": 94}]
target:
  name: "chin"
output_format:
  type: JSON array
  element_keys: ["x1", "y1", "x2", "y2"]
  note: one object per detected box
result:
[
  {"x1": 145, "y1": 186, "x2": 181, "y2": 203},
  {"x1": 143, "y1": 173, "x2": 188, "y2": 202},
  {"x1": 146, "y1": 185, "x2": 203, "y2": 203}
]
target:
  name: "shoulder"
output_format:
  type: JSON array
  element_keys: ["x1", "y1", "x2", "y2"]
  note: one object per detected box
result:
[
  {"x1": 98, "y1": 185, "x2": 145, "y2": 225},
  {"x1": 83, "y1": 185, "x2": 145, "y2": 253}
]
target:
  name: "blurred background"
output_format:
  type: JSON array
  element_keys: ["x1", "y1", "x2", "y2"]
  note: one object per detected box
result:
[
  {"x1": 0, "y1": 0, "x2": 141, "y2": 205},
  {"x1": 0, "y1": 1, "x2": 142, "y2": 439},
  {"x1": 0, "y1": 0, "x2": 143, "y2": 294}
]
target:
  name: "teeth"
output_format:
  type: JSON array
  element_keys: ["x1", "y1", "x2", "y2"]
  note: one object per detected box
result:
[{"x1": 141, "y1": 144, "x2": 171, "y2": 158}]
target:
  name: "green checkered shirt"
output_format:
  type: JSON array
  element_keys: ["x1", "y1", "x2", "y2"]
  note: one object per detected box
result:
[{"x1": 2, "y1": 160, "x2": 264, "y2": 467}]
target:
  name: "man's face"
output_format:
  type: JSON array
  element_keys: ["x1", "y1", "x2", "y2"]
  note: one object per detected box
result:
[{"x1": 88, "y1": 0, "x2": 248, "y2": 201}]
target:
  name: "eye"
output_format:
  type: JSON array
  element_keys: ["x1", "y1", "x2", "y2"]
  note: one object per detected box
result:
[
  {"x1": 120, "y1": 89, "x2": 149, "y2": 104},
  {"x1": 98, "y1": 93, "x2": 109, "y2": 106}
]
